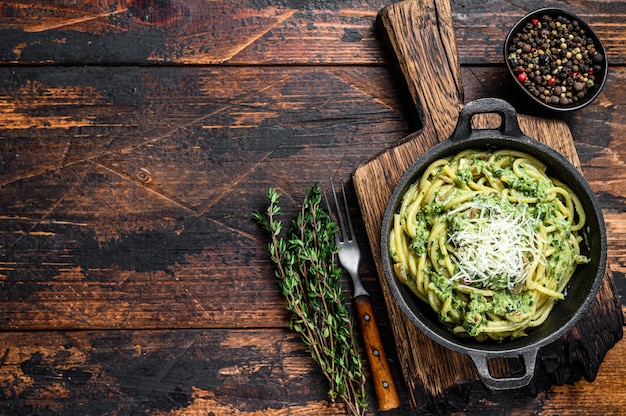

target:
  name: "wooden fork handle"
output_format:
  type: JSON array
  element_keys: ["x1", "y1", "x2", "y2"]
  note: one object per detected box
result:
[{"x1": 354, "y1": 295, "x2": 400, "y2": 411}]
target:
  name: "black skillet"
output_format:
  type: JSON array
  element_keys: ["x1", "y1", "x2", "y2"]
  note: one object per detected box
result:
[{"x1": 380, "y1": 97, "x2": 607, "y2": 390}]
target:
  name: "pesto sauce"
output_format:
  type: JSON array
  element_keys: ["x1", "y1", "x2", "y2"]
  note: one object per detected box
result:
[
  {"x1": 489, "y1": 161, "x2": 550, "y2": 199},
  {"x1": 410, "y1": 212, "x2": 430, "y2": 255},
  {"x1": 462, "y1": 291, "x2": 535, "y2": 337},
  {"x1": 397, "y1": 150, "x2": 589, "y2": 340}
]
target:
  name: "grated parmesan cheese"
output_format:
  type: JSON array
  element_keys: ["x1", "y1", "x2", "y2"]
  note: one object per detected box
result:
[{"x1": 447, "y1": 200, "x2": 546, "y2": 291}]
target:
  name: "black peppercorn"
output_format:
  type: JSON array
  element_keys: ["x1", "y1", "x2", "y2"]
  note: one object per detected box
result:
[{"x1": 507, "y1": 11, "x2": 604, "y2": 108}]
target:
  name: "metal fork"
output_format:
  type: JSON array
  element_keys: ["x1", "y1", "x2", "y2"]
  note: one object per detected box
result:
[{"x1": 325, "y1": 178, "x2": 400, "y2": 411}]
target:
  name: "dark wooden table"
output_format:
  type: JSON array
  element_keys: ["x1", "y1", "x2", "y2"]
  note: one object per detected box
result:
[{"x1": 0, "y1": 1, "x2": 624, "y2": 415}]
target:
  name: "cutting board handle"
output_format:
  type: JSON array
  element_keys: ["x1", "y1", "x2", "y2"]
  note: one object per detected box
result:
[{"x1": 377, "y1": 0, "x2": 464, "y2": 142}]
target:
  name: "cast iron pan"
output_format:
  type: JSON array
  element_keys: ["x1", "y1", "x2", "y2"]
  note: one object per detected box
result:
[{"x1": 380, "y1": 97, "x2": 607, "y2": 390}]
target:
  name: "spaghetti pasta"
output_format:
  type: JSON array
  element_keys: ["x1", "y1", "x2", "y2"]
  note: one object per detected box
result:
[{"x1": 389, "y1": 149, "x2": 590, "y2": 341}]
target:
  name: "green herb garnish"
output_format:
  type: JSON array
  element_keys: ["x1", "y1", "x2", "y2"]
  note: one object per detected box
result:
[{"x1": 253, "y1": 184, "x2": 367, "y2": 416}]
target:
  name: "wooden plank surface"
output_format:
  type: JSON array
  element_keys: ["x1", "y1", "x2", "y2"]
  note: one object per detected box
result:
[
  {"x1": 2, "y1": 327, "x2": 626, "y2": 415},
  {"x1": 0, "y1": 64, "x2": 407, "y2": 331},
  {"x1": 0, "y1": 0, "x2": 625, "y2": 65},
  {"x1": 0, "y1": 329, "x2": 349, "y2": 415},
  {"x1": 0, "y1": 0, "x2": 624, "y2": 414}
]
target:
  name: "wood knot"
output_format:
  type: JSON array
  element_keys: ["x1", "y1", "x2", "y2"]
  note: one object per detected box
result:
[{"x1": 137, "y1": 167, "x2": 152, "y2": 184}]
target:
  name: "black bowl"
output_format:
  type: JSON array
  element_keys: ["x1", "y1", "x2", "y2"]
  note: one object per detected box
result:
[
  {"x1": 380, "y1": 98, "x2": 607, "y2": 390},
  {"x1": 504, "y1": 8, "x2": 607, "y2": 112}
]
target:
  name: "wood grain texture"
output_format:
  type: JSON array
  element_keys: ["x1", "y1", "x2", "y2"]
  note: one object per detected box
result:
[
  {"x1": 0, "y1": 329, "x2": 353, "y2": 415},
  {"x1": 2, "y1": 327, "x2": 626, "y2": 415},
  {"x1": 354, "y1": 0, "x2": 623, "y2": 410},
  {"x1": 0, "y1": 0, "x2": 625, "y2": 65},
  {"x1": 0, "y1": 0, "x2": 624, "y2": 414},
  {"x1": 354, "y1": 295, "x2": 400, "y2": 411},
  {"x1": 0, "y1": 65, "x2": 408, "y2": 331}
]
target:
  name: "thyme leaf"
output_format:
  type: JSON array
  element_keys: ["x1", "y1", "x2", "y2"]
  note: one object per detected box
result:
[{"x1": 253, "y1": 183, "x2": 367, "y2": 416}]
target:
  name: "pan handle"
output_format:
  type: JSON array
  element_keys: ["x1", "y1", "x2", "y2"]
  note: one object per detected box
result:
[
  {"x1": 468, "y1": 348, "x2": 538, "y2": 391},
  {"x1": 450, "y1": 98, "x2": 525, "y2": 142}
]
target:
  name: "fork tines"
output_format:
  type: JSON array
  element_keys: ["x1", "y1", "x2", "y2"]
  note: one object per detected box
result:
[{"x1": 325, "y1": 177, "x2": 356, "y2": 243}]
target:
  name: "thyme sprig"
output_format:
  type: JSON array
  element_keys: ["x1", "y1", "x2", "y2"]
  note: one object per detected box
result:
[{"x1": 253, "y1": 184, "x2": 367, "y2": 416}]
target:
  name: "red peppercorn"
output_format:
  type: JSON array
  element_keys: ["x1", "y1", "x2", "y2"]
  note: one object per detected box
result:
[
  {"x1": 588, "y1": 68, "x2": 595, "y2": 75},
  {"x1": 518, "y1": 73, "x2": 528, "y2": 82},
  {"x1": 571, "y1": 71, "x2": 580, "y2": 79},
  {"x1": 547, "y1": 77, "x2": 556, "y2": 86},
  {"x1": 517, "y1": 66, "x2": 525, "y2": 73},
  {"x1": 531, "y1": 18, "x2": 539, "y2": 26}
]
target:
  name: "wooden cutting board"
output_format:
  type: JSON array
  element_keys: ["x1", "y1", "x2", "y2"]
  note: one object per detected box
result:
[{"x1": 353, "y1": 0, "x2": 623, "y2": 410}]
